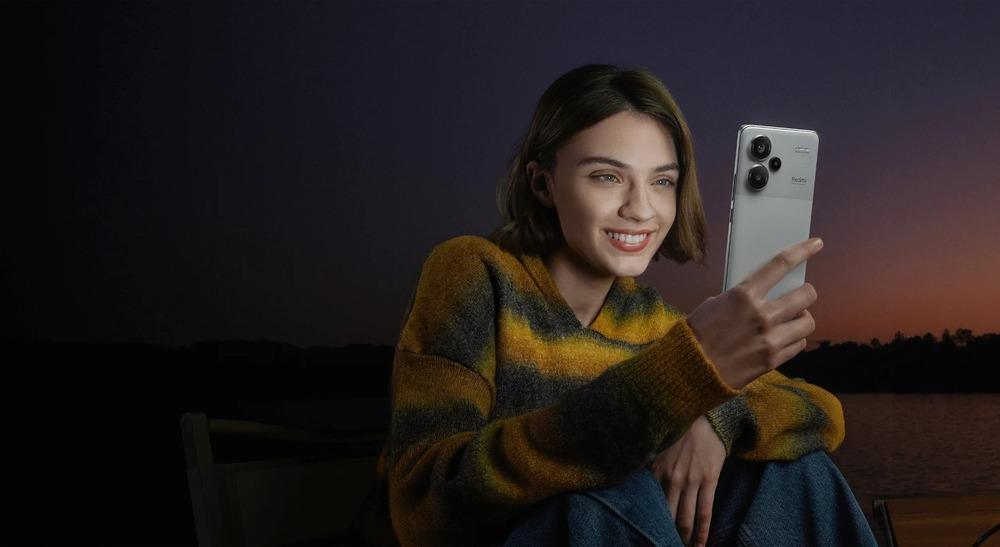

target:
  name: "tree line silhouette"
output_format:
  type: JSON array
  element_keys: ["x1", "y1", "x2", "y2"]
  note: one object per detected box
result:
[
  {"x1": 6, "y1": 327, "x2": 996, "y2": 404},
  {"x1": 782, "y1": 328, "x2": 998, "y2": 393}
]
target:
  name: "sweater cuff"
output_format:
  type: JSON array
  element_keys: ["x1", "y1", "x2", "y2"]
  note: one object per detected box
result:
[
  {"x1": 704, "y1": 397, "x2": 745, "y2": 456},
  {"x1": 617, "y1": 318, "x2": 740, "y2": 437}
]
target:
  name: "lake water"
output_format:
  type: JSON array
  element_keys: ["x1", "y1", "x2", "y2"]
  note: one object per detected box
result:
[{"x1": 829, "y1": 393, "x2": 1000, "y2": 544}]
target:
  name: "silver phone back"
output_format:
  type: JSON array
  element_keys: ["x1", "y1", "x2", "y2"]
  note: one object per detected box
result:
[{"x1": 723, "y1": 125, "x2": 818, "y2": 301}]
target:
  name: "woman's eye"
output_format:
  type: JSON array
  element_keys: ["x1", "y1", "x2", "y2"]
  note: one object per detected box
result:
[{"x1": 594, "y1": 174, "x2": 674, "y2": 186}]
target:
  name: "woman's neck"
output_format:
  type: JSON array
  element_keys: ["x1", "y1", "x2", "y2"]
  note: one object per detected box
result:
[{"x1": 543, "y1": 244, "x2": 615, "y2": 328}]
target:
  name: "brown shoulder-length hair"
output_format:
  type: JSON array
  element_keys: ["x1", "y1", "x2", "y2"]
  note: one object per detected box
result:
[{"x1": 489, "y1": 64, "x2": 708, "y2": 266}]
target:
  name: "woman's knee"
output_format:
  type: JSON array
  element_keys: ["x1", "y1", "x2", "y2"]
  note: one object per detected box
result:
[
  {"x1": 781, "y1": 449, "x2": 849, "y2": 486},
  {"x1": 505, "y1": 467, "x2": 681, "y2": 547},
  {"x1": 740, "y1": 450, "x2": 878, "y2": 546},
  {"x1": 756, "y1": 449, "x2": 864, "y2": 516},
  {"x1": 582, "y1": 467, "x2": 667, "y2": 513}
]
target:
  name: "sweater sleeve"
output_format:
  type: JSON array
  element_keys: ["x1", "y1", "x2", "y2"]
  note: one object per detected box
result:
[
  {"x1": 385, "y1": 238, "x2": 740, "y2": 546},
  {"x1": 703, "y1": 368, "x2": 846, "y2": 461}
]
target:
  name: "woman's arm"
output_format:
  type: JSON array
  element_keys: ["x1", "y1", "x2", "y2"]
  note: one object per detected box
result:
[
  {"x1": 385, "y1": 237, "x2": 740, "y2": 546},
  {"x1": 703, "y1": 368, "x2": 845, "y2": 461}
]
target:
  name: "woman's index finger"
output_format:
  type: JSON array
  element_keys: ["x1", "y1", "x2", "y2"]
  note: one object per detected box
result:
[{"x1": 742, "y1": 238, "x2": 823, "y2": 296}]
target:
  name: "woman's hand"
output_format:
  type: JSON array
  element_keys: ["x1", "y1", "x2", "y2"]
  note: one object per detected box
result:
[
  {"x1": 649, "y1": 415, "x2": 726, "y2": 547},
  {"x1": 686, "y1": 238, "x2": 823, "y2": 390}
]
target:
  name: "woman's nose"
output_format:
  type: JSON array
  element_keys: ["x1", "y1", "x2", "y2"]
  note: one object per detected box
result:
[{"x1": 619, "y1": 181, "x2": 655, "y2": 221}]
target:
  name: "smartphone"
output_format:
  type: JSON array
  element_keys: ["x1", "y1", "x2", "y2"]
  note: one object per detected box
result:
[{"x1": 722, "y1": 124, "x2": 819, "y2": 301}]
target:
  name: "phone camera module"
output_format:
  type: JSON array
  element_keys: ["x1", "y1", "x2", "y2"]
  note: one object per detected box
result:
[
  {"x1": 769, "y1": 157, "x2": 782, "y2": 171},
  {"x1": 747, "y1": 164, "x2": 769, "y2": 190},
  {"x1": 750, "y1": 136, "x2": 771, "y2": 160}
]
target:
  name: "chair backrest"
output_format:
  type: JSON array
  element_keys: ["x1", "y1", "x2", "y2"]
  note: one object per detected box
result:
[{"x1": 181, "y1": 412, "x2": 386, "y2": 547}]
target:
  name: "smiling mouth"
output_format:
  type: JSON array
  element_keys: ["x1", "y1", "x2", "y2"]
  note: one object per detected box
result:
[{"x1": 603, "y1": 230, "x2": 651, "y2": 245}]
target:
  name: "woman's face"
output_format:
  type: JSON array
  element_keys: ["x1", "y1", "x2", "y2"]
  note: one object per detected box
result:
[{"x1": 529, "y1": 111, "x2": 679, "y2": 279}]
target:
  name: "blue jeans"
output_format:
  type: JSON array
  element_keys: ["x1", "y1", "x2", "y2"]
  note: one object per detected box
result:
[{"x1": 504, "y1": 450, "x2": 878, "y2": 547}]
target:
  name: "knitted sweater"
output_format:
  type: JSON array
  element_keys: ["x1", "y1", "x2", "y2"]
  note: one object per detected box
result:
[{"x1": 361, "y1": 234, "x2": 845, "y2": 547}]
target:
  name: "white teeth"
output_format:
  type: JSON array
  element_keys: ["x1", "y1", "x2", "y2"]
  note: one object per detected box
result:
[{"x1": 604, "y1": 231, "x2": 649, "y2": 244}]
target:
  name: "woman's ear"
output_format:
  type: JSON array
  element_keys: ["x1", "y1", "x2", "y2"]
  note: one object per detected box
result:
[{"x1": 526, "y1": 161, "x2": 555, "y2": 208}]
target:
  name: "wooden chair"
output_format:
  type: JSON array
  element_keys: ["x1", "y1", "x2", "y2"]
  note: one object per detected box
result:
[
  {"x1": 180, "y1": 412, "x2": 386, "y2": 547},
  {"x1": 874, "y1": 493, "x2": 1000, "y2": 547}
]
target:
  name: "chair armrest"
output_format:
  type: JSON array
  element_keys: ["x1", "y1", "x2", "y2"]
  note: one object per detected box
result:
[{"x1": 207, "y1": 418, "x2": 385, "y2": 445}]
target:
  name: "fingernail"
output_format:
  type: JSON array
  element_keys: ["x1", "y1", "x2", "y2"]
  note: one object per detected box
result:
[{"x1": 812, "y1": 238, "x2": 823, "y2": 249}]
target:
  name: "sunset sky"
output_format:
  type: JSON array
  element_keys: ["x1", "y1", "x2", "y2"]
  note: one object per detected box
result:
[{"x1": 11, "y1": 1, "x2": 999, "y2": 348}]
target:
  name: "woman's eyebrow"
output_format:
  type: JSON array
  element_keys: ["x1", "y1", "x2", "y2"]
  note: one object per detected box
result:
[{"x1": 576, "y1": 156, "x2": 679, "y2": 173}]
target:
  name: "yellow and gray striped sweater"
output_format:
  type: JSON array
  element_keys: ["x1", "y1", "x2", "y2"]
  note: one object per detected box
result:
[{"x1": 362, "y1": 234, "x2": 845, "y2": 547}]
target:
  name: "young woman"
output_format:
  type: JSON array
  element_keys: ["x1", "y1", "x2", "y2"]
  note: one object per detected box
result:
[{"x1": 359, "y1": 64, "x2": 878, "y2": 547}]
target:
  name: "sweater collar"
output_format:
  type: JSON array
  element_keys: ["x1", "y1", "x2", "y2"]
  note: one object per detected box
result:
[{"x1": 518, "y1": 250, "x2": 625, "y2": 331}]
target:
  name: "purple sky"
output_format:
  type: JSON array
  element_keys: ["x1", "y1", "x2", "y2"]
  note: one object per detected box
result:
[{"x1": 11, "y1": 1, "x2": 1000, "y2": 348}]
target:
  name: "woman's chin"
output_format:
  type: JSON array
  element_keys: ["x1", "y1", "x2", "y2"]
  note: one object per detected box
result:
[{"x1": 603, "y1": 256, "x2": 652, "y2": 278}]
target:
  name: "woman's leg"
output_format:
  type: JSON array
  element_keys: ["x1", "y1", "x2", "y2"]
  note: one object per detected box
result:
[
  {"x1": 704, "y1": 454, "x2": 766, "y2": 546},
  {"x1": 504, "y1": 449, "x2": 876, "y2": 547},
  {"x1": 730, "y1": 449, "x2": 879, "y2": 547},
  {"x1": 503, "y1": 467, "x2": 686, "y2": 547}
]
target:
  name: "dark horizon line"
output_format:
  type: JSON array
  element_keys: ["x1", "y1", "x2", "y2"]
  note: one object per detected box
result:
[{"x1": 3, "y1": 327, "x2": 996, "y2": 351}]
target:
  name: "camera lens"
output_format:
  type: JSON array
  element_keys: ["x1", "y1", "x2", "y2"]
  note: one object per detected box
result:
[
  {"x1": 747, "y1": 164, "x2": 768, "y2": 190},
  {"x1": 769, "y1": 157, "x2": 782, "y2": 171},
  {"x1": 750, "y1": 136, "x2": 771, "y2": 159}
]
